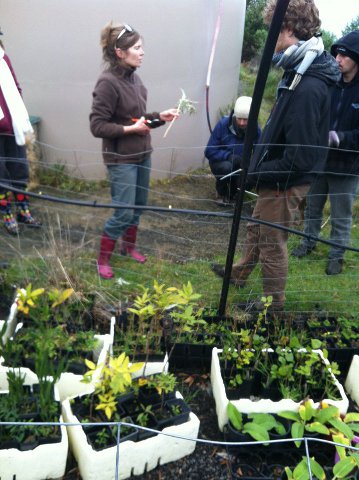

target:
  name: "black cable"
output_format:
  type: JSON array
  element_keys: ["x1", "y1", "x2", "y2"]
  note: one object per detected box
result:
[{"x1": 2, "y1": 181, "x2": 358, "y2": 254}]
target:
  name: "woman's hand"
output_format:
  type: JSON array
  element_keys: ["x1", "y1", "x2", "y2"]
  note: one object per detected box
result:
[
  {"x1": 124, "y1": 116, "x2": 150, "y2": 135},
  {"x1": 160, "y1": 109, "x2": 180, "y2": 122}
]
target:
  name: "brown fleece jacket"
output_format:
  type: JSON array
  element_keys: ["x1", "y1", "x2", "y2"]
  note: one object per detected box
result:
[{"x1": 90, "y1": 63, "x2": 159, "y2": 164}]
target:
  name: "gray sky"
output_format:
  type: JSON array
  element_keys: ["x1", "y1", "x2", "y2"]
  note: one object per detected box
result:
[{"x1": 315, "y1": 0, "x2": 358, "y2": 37}]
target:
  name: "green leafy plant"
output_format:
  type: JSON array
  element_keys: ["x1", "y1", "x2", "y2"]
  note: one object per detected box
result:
[
  {"x1": 227, "y1": 401, "x2": 286, "y2": 442},
  {"x1": 136, "y1": 404, "x2": 153, "y2": 427},
  {"x1": 284, "y1": 456, "x2": 325, "y2": 480},
  {"x1": 279, "y1": 400, "x2": 359, "y2": 450},
  {"x1": 124, "y1": 280, "x2": 204, "y2": 359}
]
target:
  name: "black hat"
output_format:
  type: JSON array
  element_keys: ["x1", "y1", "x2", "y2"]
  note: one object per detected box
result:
[{"x1": 331, "y1": 30, "x2": 359, "y2": 64}]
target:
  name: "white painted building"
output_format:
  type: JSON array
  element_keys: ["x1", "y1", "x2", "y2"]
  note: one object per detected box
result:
[{"x1": 1, "y1": 0, "x2": 246, "y2": 179}]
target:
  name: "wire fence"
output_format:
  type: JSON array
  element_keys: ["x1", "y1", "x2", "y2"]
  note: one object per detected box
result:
[
  {"x1": 1, "y1": 140, "x2": 359, "y2": 317},
  {"x1": 1, "y1": 418, "x2": 359, "y2": 480}
]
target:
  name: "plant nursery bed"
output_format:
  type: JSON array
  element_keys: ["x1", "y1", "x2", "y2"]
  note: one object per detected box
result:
[{"x1": 211, "y1": 347, "x2": 349, "y2": 431}]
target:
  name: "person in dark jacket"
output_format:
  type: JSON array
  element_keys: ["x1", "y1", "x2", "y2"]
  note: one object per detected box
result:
[
  {"x1": 205, "y1": 96, "x2": 261, "y2": 205},
  {"x1": 212, "y1": 0, "x2": 341, "y2": 311},
  {"x1": 0, "y1": 29, "x2": 40, "y2": 235},
  {"x1": 90, "y1": 22, "x2": 178, "y2": 279},
  {"x1": 292, "y1": 30, "x2": 359, "y2": 275}
]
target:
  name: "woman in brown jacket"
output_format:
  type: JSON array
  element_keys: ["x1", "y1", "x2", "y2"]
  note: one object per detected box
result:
[{"x1": 90, "y1": 22, "x2": 178, "y2": 279}]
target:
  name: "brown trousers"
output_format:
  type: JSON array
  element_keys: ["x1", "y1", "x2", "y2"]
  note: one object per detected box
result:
[{"x1": 232, "y1": 185, "x2": 310, "y2": 308}]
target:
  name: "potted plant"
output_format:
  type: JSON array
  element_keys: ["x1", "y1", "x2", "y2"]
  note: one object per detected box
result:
[
  {"x1": 0, "y1": 366, "x2": 68, "y2": 480},
  {"x1": 62, "y1": 351, "x2": 200, "y2": 480},
  {"x1": 1, "y1": 284, "x2": 113, "y2": 401},
  {"x1": 211, "y1": 343, "x2": 348, "y2": 431},
  {"x1": 225, "y1": 401, "x2": 288, "y2": 444}
]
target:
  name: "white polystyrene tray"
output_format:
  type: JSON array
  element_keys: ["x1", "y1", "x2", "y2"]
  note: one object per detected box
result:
[
  {"x1": 0, "y1": 367, "x2": 68, "y2": 480},
  {"x1": 211, "y1": 347, "x2": 349, "y2": 431},
  {"x1": 62, "y1": 390, "x2": 199, "y2": 480},
  {"x1": 345, "y1": 355, "x2": 359, "y2": 406}
]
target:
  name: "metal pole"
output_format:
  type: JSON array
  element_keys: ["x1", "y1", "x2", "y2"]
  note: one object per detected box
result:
[{"x1": 218, "y1": 0, "x2": 291, "y2": 316}]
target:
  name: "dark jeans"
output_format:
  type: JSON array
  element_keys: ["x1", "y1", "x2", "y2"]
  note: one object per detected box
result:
[
  {"x1": 211, "y1": 161, "x2": 239, "y2": 198},
  {"x1": 0, "y1": 135, "x2": 29, "y2": 194}
]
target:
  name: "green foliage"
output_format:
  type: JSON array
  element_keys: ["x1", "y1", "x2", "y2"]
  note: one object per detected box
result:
[
  {"x1": 285, "y1": 457, "x2": 325, "y2": 480},
  {"x1": 321, "y1": 29, "x2": 337, "y2": 50},
  {"x1": 242, "y1": 0, "x2": 268, "y2": 62},
  {"x1": 37, "y1": 163, "x2": 107, "y2": 192},
  {"x1": 342, "y1": 16, "x2": 359, "y2": 36}
]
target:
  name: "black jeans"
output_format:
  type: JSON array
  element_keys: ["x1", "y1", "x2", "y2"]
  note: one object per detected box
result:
[{"x1": 0, "y1": 135, "x2": 29, "y2": 195}]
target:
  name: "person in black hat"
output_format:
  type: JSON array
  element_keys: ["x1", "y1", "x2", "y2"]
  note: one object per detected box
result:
[{"x1": 292, "y1": 30, "x2": 359, "y2": 275}]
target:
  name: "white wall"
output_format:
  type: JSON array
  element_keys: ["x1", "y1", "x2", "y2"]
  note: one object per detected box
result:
[{"x1": 0, "y1": 0, "x2": 246, "y2": 179}]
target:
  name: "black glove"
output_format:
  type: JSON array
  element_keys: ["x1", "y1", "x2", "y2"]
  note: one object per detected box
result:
[
  {"x1": 145, "y1": 118, "x2": 166, "y2": 129},
  {"x1": 229, "y1": 154, "x2": 242, "y2": 170}
]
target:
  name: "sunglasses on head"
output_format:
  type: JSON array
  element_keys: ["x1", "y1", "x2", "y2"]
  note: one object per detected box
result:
[{"x1": 116, "y1": 24, "x2": 133, "y2": 42}]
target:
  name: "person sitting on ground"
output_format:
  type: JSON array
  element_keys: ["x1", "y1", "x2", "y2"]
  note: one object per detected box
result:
[
  {"x1": 205, "y1": 96, "x2": 260, "y2": 206},
  {"x1": 291, "y1": 30, "x2": 359, "y2": 276}
]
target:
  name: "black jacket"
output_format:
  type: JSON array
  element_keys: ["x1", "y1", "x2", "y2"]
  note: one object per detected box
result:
[
  {"x1": 325, "y1": 70, "x2": 359, "y2": 175},
  {"x1": 248, "y1": 52, "x2": 340, "y2": 190}
]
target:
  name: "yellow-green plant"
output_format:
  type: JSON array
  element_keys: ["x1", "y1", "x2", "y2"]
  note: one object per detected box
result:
[
  {"x1": 16, "y1": 283, "x2": 74, "y2": 320},
  {"x1": 83, "y1": 352, "x2": 144, "y2": 420},
  {"x1": 16, "y1": 284, "x2": 45, "y2": 315},
  {"x1": 127, "y1": 280, "x2": 203, "y2": 353}
]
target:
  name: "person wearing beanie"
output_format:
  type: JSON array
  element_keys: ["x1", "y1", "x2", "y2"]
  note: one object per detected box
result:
[
  {"x1": 212, "y1": 0, "x2": 341, "y2": 312},
  {"x1": 205, "y1": 96, "x2": 261, "y2": 206},
  {"x1": 292, "y1": 30, "x2": 359, "y2": 275},
  {"x1": 0, "y1": 29, "x2": 41, "y2": 235}
]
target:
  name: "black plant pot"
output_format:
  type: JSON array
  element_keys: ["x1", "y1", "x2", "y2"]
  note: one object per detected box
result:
[
  {"x1": 229, "y1": 452, "x2": 269, "y2": 480},
  {"x1": 86, "y1": 420, "x2": 137, "y2": 451},
  {"x1": 259, "y1": 380, "x2": 282, "y2": 402},
  {"x1": 152, "y1": 397, "x2": 191, "y2": 430}
]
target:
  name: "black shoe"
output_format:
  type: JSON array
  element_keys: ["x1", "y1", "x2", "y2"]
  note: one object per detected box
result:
[
  {"x1": 326, "y1": 258, "x2": 343, "y2": 275},
  {"x1": 215, "y1": 197, "x2": 235, "y2": 207},
  {"x1": 211, "y1": 263, "x2": 246, "y2": 288},
  {"x1": 291, "y1": 244, "x2": 315, "y2": 258}
]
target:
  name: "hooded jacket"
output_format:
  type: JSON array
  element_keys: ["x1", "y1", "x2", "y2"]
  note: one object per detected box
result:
[
  {"x1": 248, "y1": 51, "x2": 341, "y2": 190},
  {"x1": 90, "y1": 63, "x2": 160, "y2": 165},
  {"x1": 331, "y1": 30, "x2": 359, "y2": 64}
]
